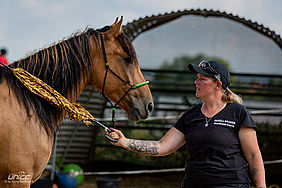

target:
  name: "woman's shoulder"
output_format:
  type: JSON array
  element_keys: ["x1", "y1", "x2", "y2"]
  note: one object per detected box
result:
[
  {"x1": 227, "y1": 102, "x2": 245, "y2": 109},
  {"x1": 187, "y1": 103, "x2": 202, "y2": 112},
  {"x1": 181, "y1": 103, "x2": 202, "y2": 118},
  {"x1": 226, "y1": 102, "x2": 250, "y2": 115}
]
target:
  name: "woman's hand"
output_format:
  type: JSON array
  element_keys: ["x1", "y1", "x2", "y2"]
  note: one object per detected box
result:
[{"x1": 105, "y1": 128, "x2": 126, "y2": 147}]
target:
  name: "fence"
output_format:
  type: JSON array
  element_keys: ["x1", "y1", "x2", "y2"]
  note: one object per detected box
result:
[
  {"x1": 50, "y1": 69, "x2": 282, "y2": 169},
  {"x1": 103, "y1": 69, "x2": 282, "y2": 120}
]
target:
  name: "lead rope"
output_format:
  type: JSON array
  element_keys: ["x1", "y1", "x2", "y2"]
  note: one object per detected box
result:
[
  {"x1": 0, "y1": 61, "x2": 12, "y2": 70},
  {"x1": 99, "y1": 34, "x2": 149, "y2": 128}
]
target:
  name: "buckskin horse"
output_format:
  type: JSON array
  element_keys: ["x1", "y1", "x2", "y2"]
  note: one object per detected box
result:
[{"x1": 0, "y1": 17, "x2": 153, "y2": 187}]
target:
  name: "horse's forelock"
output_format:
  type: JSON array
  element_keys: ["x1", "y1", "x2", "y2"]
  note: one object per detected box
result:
[
  {"x1": 117, "y1": 32, "x2": 137, "y2": 64},
  {"x1": 96, "y1": 26, "x2": 111, "y2": 32}
]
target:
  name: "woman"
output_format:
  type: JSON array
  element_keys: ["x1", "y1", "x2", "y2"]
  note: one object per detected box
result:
[{"x1": 106, "y1": 60, "x2": 266, "y2": 188}]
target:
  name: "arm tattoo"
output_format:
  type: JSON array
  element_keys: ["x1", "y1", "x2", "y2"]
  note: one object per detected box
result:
[
  {"x1": 251, "y1": 167, "x2": 258, "y2": 177},
  {"x1": 251, "y1": 167, "x2": 258, "y2": 184},
  {"x1": 127, "y1": 140, "x2": 159, "y2": 156}
]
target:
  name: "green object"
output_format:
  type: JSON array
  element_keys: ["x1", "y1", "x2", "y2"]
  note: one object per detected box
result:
[
  {"x1": 62, "y1": 164, "x2": 84, "y2": 186},
  {"x1": 135, "y1": 81, "x2": 149, "y2": 87}
]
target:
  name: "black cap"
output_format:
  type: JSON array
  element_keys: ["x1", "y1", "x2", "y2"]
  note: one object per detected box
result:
[{"x1": 188, "y1": 60, "x2": 230, "y2": 89}]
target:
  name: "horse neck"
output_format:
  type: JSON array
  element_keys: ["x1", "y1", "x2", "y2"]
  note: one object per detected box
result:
[
  {"x1": 16, "y1": 35, "x2": 96, "y2": 100},
  {"x1": 11, "y1": 30, "x2": 99, "y2": 129}
]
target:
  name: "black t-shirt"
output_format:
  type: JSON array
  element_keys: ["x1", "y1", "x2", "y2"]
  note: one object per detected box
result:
[{"x1": 174, "y1": 102, "x2": 256, "y2": 184}]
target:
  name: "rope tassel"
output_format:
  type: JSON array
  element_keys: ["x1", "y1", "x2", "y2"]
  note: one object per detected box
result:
[
  {"x1": 12, "y1": 68, "x2": 95, "y2": 125},
  {"x1": 1, "y1": 62, "x2": 94, "y2": 125}
]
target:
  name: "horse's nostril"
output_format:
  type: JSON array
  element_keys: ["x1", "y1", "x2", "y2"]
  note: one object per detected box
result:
[{"x1": 146, "y1": 102, "x2": 154, "y2": 114}]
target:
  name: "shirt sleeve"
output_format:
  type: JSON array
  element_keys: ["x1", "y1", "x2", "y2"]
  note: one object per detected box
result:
[
  {"x1": 173, "y1": 112, "x2": 186, "y2": 134},
  {"x1": 238, "y1": 105, "x2": 257, "y2": 130}
]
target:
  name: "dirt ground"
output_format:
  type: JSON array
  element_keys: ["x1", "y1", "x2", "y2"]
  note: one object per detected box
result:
[{"x1": 79, "y1": 172, "x2": 184, "y2": 188}]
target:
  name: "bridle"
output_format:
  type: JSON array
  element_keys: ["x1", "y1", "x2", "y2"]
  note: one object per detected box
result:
[
  {"x1": 99, "y1": 34, "x2": 149, "y2": 127},
  {"x1": 0, "y1": 34, "x2": 149, "y2": 143}
]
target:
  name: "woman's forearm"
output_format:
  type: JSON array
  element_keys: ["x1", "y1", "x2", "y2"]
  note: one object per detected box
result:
[
  {"x1": 108, "y1": 127, "x2": 185, "y2": 157},
  {"x1": 249, "y1": 154, "x2": 266, "y2": 188},
  {"x1": 121, "y1": 138, "x2": 160, "y2": 156},
  {"x1": 239, "y1": 127, "x2": 266, "y2": 188}
]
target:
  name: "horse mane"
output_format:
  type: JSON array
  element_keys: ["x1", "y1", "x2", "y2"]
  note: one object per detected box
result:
[
  {"x1": 0, "y1": 27, "x2": 99, "y2": 136},
  {"x1": 0, "y1": 26, "x2": 136, "y2": 137}
]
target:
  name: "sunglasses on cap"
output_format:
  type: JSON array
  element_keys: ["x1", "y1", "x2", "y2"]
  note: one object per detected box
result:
[{"x1": 199, "y1": 61, "x2": 221, "y2": 81}]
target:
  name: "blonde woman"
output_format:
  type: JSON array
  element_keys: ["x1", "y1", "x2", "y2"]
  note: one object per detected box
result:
[{"x1": 106, "y1": 61, "x2": 266, "y2": 188}]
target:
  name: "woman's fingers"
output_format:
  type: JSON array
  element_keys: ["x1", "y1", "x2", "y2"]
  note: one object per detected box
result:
[
  {"x1": 105, "y1": 128, "x2": 121, "y2": 140},
  {"x1": 109, "y1": 132, "x2": 120, "y2": 139}
]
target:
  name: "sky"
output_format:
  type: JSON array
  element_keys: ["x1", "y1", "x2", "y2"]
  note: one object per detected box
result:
[
  {"x1": 133, "y1": 15, "x2": 281, "y2": 74},
  {"x1": 0, "y1": 0, "x2": 281, "y2": 63}
]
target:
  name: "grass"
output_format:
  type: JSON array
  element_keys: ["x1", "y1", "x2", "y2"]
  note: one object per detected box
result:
[{"x1": 79, "y1": 172, "x2": 184, "y2": 188}]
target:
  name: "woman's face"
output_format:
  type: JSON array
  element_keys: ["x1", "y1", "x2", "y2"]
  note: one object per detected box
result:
[{"x1": 194, "y1": 74, "x2": 217, "y2": 99}]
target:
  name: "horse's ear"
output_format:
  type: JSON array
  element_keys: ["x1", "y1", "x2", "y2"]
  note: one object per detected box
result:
[
  {"x1": 113, "y1": 17, "x2": 119, "y2": 25},
  {"x1": 109, "y1": 16, "x2": 123, "y2": 38}
]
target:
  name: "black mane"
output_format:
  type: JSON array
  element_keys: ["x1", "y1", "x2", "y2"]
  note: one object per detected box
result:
[{"x1": 0, "y1": 28, "x2": 97, "y2": 136}]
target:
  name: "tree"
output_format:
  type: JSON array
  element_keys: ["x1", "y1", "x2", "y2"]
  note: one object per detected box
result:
[
  {"x1": 160, "y1": 53, "x2": 230, "y2": 71},
  {"x1": 154, "y1": 53, "x2": 230, "y2": 83}
]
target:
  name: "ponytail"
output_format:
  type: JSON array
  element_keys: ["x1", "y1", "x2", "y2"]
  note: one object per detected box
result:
[{"x1": 222, "y1": 88, "x2": 243, "y2": 104}]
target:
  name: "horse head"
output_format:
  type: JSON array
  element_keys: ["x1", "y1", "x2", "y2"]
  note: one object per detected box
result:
[{"x1": 89, "y1": 17, "x2": 154, "y2": 121}]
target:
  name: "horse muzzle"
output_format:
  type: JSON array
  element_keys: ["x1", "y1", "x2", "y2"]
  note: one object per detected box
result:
[{"x1": 128, "y1": 100, "x2": 154, "y2": 121}]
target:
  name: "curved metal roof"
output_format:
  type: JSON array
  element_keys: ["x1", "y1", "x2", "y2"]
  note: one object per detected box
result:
[{"x1": 123, "y1": 9, "x2": 281, "y2": 50}]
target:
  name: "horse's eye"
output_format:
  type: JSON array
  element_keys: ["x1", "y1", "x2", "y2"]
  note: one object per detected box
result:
[{"x1": 123, "y1": 57, "x2": 132, "y2": 63}]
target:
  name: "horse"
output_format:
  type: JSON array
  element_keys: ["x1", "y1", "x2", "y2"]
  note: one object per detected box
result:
[{"x1": 0, "y1": 17, "x2": 153, "y2": 187}]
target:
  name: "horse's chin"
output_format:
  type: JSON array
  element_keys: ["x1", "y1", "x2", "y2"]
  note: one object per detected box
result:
[
  {"x1": 124, "y1": 98, "x2": 153, "y2": 121},
  {"x1": 127, "y1": 108, "x2": 149, "y2": 121},
  {"x1": 127, "y1": 111, "x2": 141, "y2": 121},
  {"x1": 127, "y1": 115, "x2": 140, "y2": 121}
]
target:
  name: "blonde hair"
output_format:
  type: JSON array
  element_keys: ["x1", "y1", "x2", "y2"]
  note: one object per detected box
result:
[
  {"x1": 211, "y1": 78, "x2": 243, "y2": 104},
  {"x1": 222, "y1": 88, "x2": 243, "y2": 104}
]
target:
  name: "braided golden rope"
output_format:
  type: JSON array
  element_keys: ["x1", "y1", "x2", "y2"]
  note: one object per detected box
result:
[{"x1": 12, "y1": 68, "x2": 94, "y2": 125}]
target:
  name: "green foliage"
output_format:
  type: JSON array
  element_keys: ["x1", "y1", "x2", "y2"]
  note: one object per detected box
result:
[
  {"x1": 256, "y1": 123, "x2": 282, "y2": 161},
  {"x1": 154, "y1": 53, "x2": 231, "y2": 83},
  {"x1": 159, "y1": 53, "x2": 230, "y2": 71}
]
